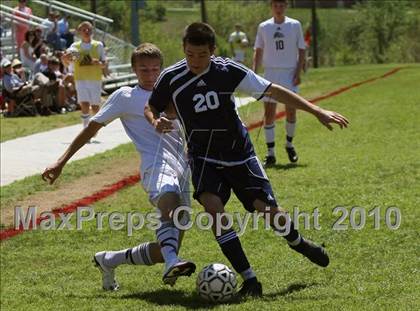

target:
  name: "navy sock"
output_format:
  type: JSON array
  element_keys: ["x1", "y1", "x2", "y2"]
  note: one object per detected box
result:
[{"x1": 216, "y1": 230, "x2": 251, "y2": 274}]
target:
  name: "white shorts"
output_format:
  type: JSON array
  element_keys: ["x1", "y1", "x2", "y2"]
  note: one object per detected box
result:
[
  {"x1": 75, "y1": 80, "x2": 102, "y2": 105},
  {"x1": 263, "y1": 68, "x2": 298, "y2": 103},
  {"x1": 233, "y1": 50, "x2": 245, "y2": 63},
  {"x1": 141, "y1": 163, "x2": 191, "y2": 208}
]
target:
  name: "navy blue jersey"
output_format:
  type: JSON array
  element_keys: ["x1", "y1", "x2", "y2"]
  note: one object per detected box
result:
[{"x1": 149, "y1": 56, "x2": 271, "y2": 163}]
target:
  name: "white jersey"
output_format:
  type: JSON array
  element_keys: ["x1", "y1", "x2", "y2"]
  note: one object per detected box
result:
[
  {"x1": 254, "y1": 16, "x2": 305, "y2": 69},
  {"x1": 91, "y1": 85, "x2": 187, "y2": 175}
]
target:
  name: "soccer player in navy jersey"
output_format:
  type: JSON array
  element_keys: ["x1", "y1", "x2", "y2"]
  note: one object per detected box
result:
[{"x1": 144, "y1": 22, "x2": 349, "y2": 298}]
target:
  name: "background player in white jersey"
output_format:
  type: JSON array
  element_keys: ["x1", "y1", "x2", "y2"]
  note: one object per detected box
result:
[
  {"x1": 229, "y1": 24, "x2": 249, "y2": 63},
  {"x1": 42, "y1": 43, "x2": 195, "y2": 291},
  {"x1": 145, "y1": 22, "x2": 348, "y2": 298},
  {"x1": 253, "y1": 0, "x2": 306, "y2": 167}
]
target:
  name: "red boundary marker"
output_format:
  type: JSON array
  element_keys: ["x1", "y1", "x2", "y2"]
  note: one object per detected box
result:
[
  {"x1": 0, "y1": 67, "x2": 402, "y2": 241},
  {"x1": 0, "y1": 175, "x2": 139, "y2": 241},
  {"x1": 247, "y1": 67, "x2": 402, "y2": 131}
]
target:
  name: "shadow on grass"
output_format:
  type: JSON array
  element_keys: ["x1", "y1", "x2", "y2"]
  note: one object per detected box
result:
[
  {"x1": 67, "y1": 282, "x2": 318, "y2": 308},
  {"x1": 266, "y1": 163, "x2": 307, "y2": 171},
  {"x1": 121, "y1": 288, "x2": 241, "y2": 309},
  {"x1": 262, "y1": 282, "x2": 318, "y2": 301},
  {"x1": 119, "y1": 282, "x2": 317, "y2": 308}
]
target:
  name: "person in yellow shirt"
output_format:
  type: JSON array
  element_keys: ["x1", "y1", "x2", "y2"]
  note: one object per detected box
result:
[
  {"x1": 62, "y1": 21, "x2": 107, "y2": 128},
  {"x1": 228, "y1": 24, "x2": 249, "y2": 63}
]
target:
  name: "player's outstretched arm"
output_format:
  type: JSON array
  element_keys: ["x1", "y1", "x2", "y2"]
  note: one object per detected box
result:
[
  {"x1": 41, "y1": 122, "x2": 103, "y2": 185},
  {"x1": 144, "y1": 102, "x2": 174, "y2": 134},
  {"x1": 265, "y1": 84, "x2": 349, "y2": 130}
]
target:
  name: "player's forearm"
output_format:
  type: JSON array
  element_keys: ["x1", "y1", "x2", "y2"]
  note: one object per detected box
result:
[
  {"x1": 144, "y1": 103, "x2": 160, "y2": 126},
  {"x1": 57, "y1": 123, "x2": 100, "y2": 166},
  {"x1": 296, "y1": 49, "x2": 305, "y2": 75},
  {"x1": 267, "y1": 84, "x2": 321, "y2": 116},
  {"x1": 252, "y1": 49, "x2": 262, "y2": 72}
]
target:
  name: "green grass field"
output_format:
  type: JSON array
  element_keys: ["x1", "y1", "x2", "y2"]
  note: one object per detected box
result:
[{"x1": 1, "y1": 64, "x2": 419, "y2": 310}]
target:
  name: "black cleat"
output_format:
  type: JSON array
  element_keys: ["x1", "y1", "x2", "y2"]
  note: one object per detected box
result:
[
  {"x1": 237, "y1": 277, "x2": 263, "y2": 298},
  {"x1": 285, "y1": 146, "x2": 298, "y2": 163},
  {"x1": 263, "y1": 155, "x2": 276, "y2": 168},
  {"x1": 289, "y1": 238, "x2": 329, "y2": 267}
]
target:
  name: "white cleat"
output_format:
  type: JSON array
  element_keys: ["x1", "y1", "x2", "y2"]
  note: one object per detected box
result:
[
  {"x1": 162, "y1": 259, "x2": 196, "y2": 286},
  {"x1": 93, "y1": 251, "x2": 119, "y2": 291}
]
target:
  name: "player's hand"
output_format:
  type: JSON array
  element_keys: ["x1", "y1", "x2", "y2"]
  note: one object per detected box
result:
[
  {"x1": 293, "y1": 73, "x2": 301, "y2": 86},
  {"x1": 91, "y1": 58, "x2": 102, "y2": 66},
  {"x1": 61, "y1": 52, "x2": 73, "y2": 62},
  {"x1": 316, "y1": 109, "x2": 349, "y2": 130},
  {"x1": 42, "y1": 163, "x2": 63, "y2": 185},
  {"x1": 153, "y1": 117, "x2": 174, "y2": 133}
]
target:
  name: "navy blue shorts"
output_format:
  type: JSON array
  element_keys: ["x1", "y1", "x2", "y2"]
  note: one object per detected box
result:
[{"x1": 190, "y1": 157, "x2": 278, "y2": 212}]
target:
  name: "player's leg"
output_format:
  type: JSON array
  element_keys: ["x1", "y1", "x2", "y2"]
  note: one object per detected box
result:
[
  {"x1": 79, "y1": 101, "x2": 90, "y2": 128},
  {"x1": 285, "y1": 105, "x2": 298, "y2": 163},
  {"x1": 94, "y1": 165, "x2": 193, "y2": 290},
  {"x1": 263, "y1": 68, "x2": 279, "y2": 167},
  {"x1": 284, "y1": 68, "x2": 299, "y2": 163},
  {"x1": 94, "y1": 242, "x2": 161, "y2": 291},
  {"x1": 191, "y1": 158, "x2": 262, "y2": 297},
  {"x1": 264, "y1": 100, "x2": 277, "y2": 167},
  {"x1": 231, "y1": 158, "x2": 328, "y2": 267},
  {"x1": 88, "y1": 81, "x2": 102, "y2": 139},
  {"x1": 156, "y1": 191, "x2": 195, "y2": 285},
  {"x1": 253, "y1": 200, "x2": 329, "y2": 267},
  {"x1": 145, "y1": 164, "x2": 195, "y2": 284},
  {"x1": 75, "y1": 81, "x2": 92, "y2": 128},
  {"x1": 94, "y1": 229, "x2": 189, "y2": 290},
  {"x1": 91, "y1": 104, "x2": 100, "y2": 115},
  {"x1": 199, "y1": 192, "x2": 262, "y2": 298}
]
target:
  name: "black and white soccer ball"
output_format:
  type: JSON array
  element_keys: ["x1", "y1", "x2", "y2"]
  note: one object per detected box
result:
[{"x1": 196, "y1": 263, "x2": 237, "y2": 302}]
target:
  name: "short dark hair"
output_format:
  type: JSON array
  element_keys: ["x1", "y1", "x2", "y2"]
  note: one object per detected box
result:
[
  {"x1": 131, "y1": 43, "x2": 163, "y2": 67},
  {"x1": 271, "y1": 0, "x2": 288, "y2": 4},
  {"x1": 48, "y1": 56, "x2": 60, "y2": 65},
  {"x1": 183, "y1": 22, "x2": 216, "y2": 48}
]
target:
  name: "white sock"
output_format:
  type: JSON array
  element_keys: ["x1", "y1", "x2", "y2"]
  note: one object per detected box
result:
[
  {"x1": 264, "y1": 123, "x2": 276, "y2": 156},
  {"x1": 103, "y1": 242, "x2": 154, "y2": 268},
  {"x1": 240, "y1": 267, "x2": 256, "y2": 281},
  {"x1": 156, "y1": 221, "x2": 179, "y2": 268},
  {"x1": 288, "y1": 235, "x2": 302, "y2": 247},
  {"x1": 81, "y1": 113, "x2": 90, "y2": 128},
  {"x1": 285, "y1": 121, "x2": 296, "y2": 148}
]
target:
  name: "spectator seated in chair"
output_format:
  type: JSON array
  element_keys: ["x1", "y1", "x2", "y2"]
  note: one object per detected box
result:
[
  {"x1": 41, "y1": 56, "x2": 69, "y2": 112},
  {"x1": 2, "y1": 60, "x2": 54, "y2": 116}
]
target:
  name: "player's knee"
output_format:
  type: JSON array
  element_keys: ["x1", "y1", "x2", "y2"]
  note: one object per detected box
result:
[
  {"x1": 199, "y1": 193, "x2": 225, "y2": 215},
  {"x1": 157, "y1": 192, "x2": 180, "y2": 220},
  {"x1": 253, "y1": 200, "x2": 279, "y2": 215}
]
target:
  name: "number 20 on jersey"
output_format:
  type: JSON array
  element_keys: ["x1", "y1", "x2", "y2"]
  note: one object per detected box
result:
[{"x1": 193, "y1": 91, "x2": 220, "y2": 113}]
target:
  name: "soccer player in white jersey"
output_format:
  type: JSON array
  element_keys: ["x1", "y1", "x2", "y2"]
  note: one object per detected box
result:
[
  {"x1": 253, "y1": 0, "x2": 306, "y2": 167},
  {"x1": 145, "y1": 22, "x2": 348, "y2": 298},
  {"x1": 42, "y1": 43, "x2": 196, "y2": 290},
  {"x1": 228, "y1": 24, "x2": 249, "y2": 63}
]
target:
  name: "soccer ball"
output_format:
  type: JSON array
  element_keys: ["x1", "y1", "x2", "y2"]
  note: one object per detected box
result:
[{"x1": 196, "y1": 263, "x2": 237, "y2": 302}]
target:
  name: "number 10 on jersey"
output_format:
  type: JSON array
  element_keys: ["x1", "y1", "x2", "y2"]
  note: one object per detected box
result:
[
  {"x1": 193, "y1": 91, "x2": 220, "y2": 113},
  {"x1": 275, "y1": 40, "x2": 284, "y2": 50}
]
